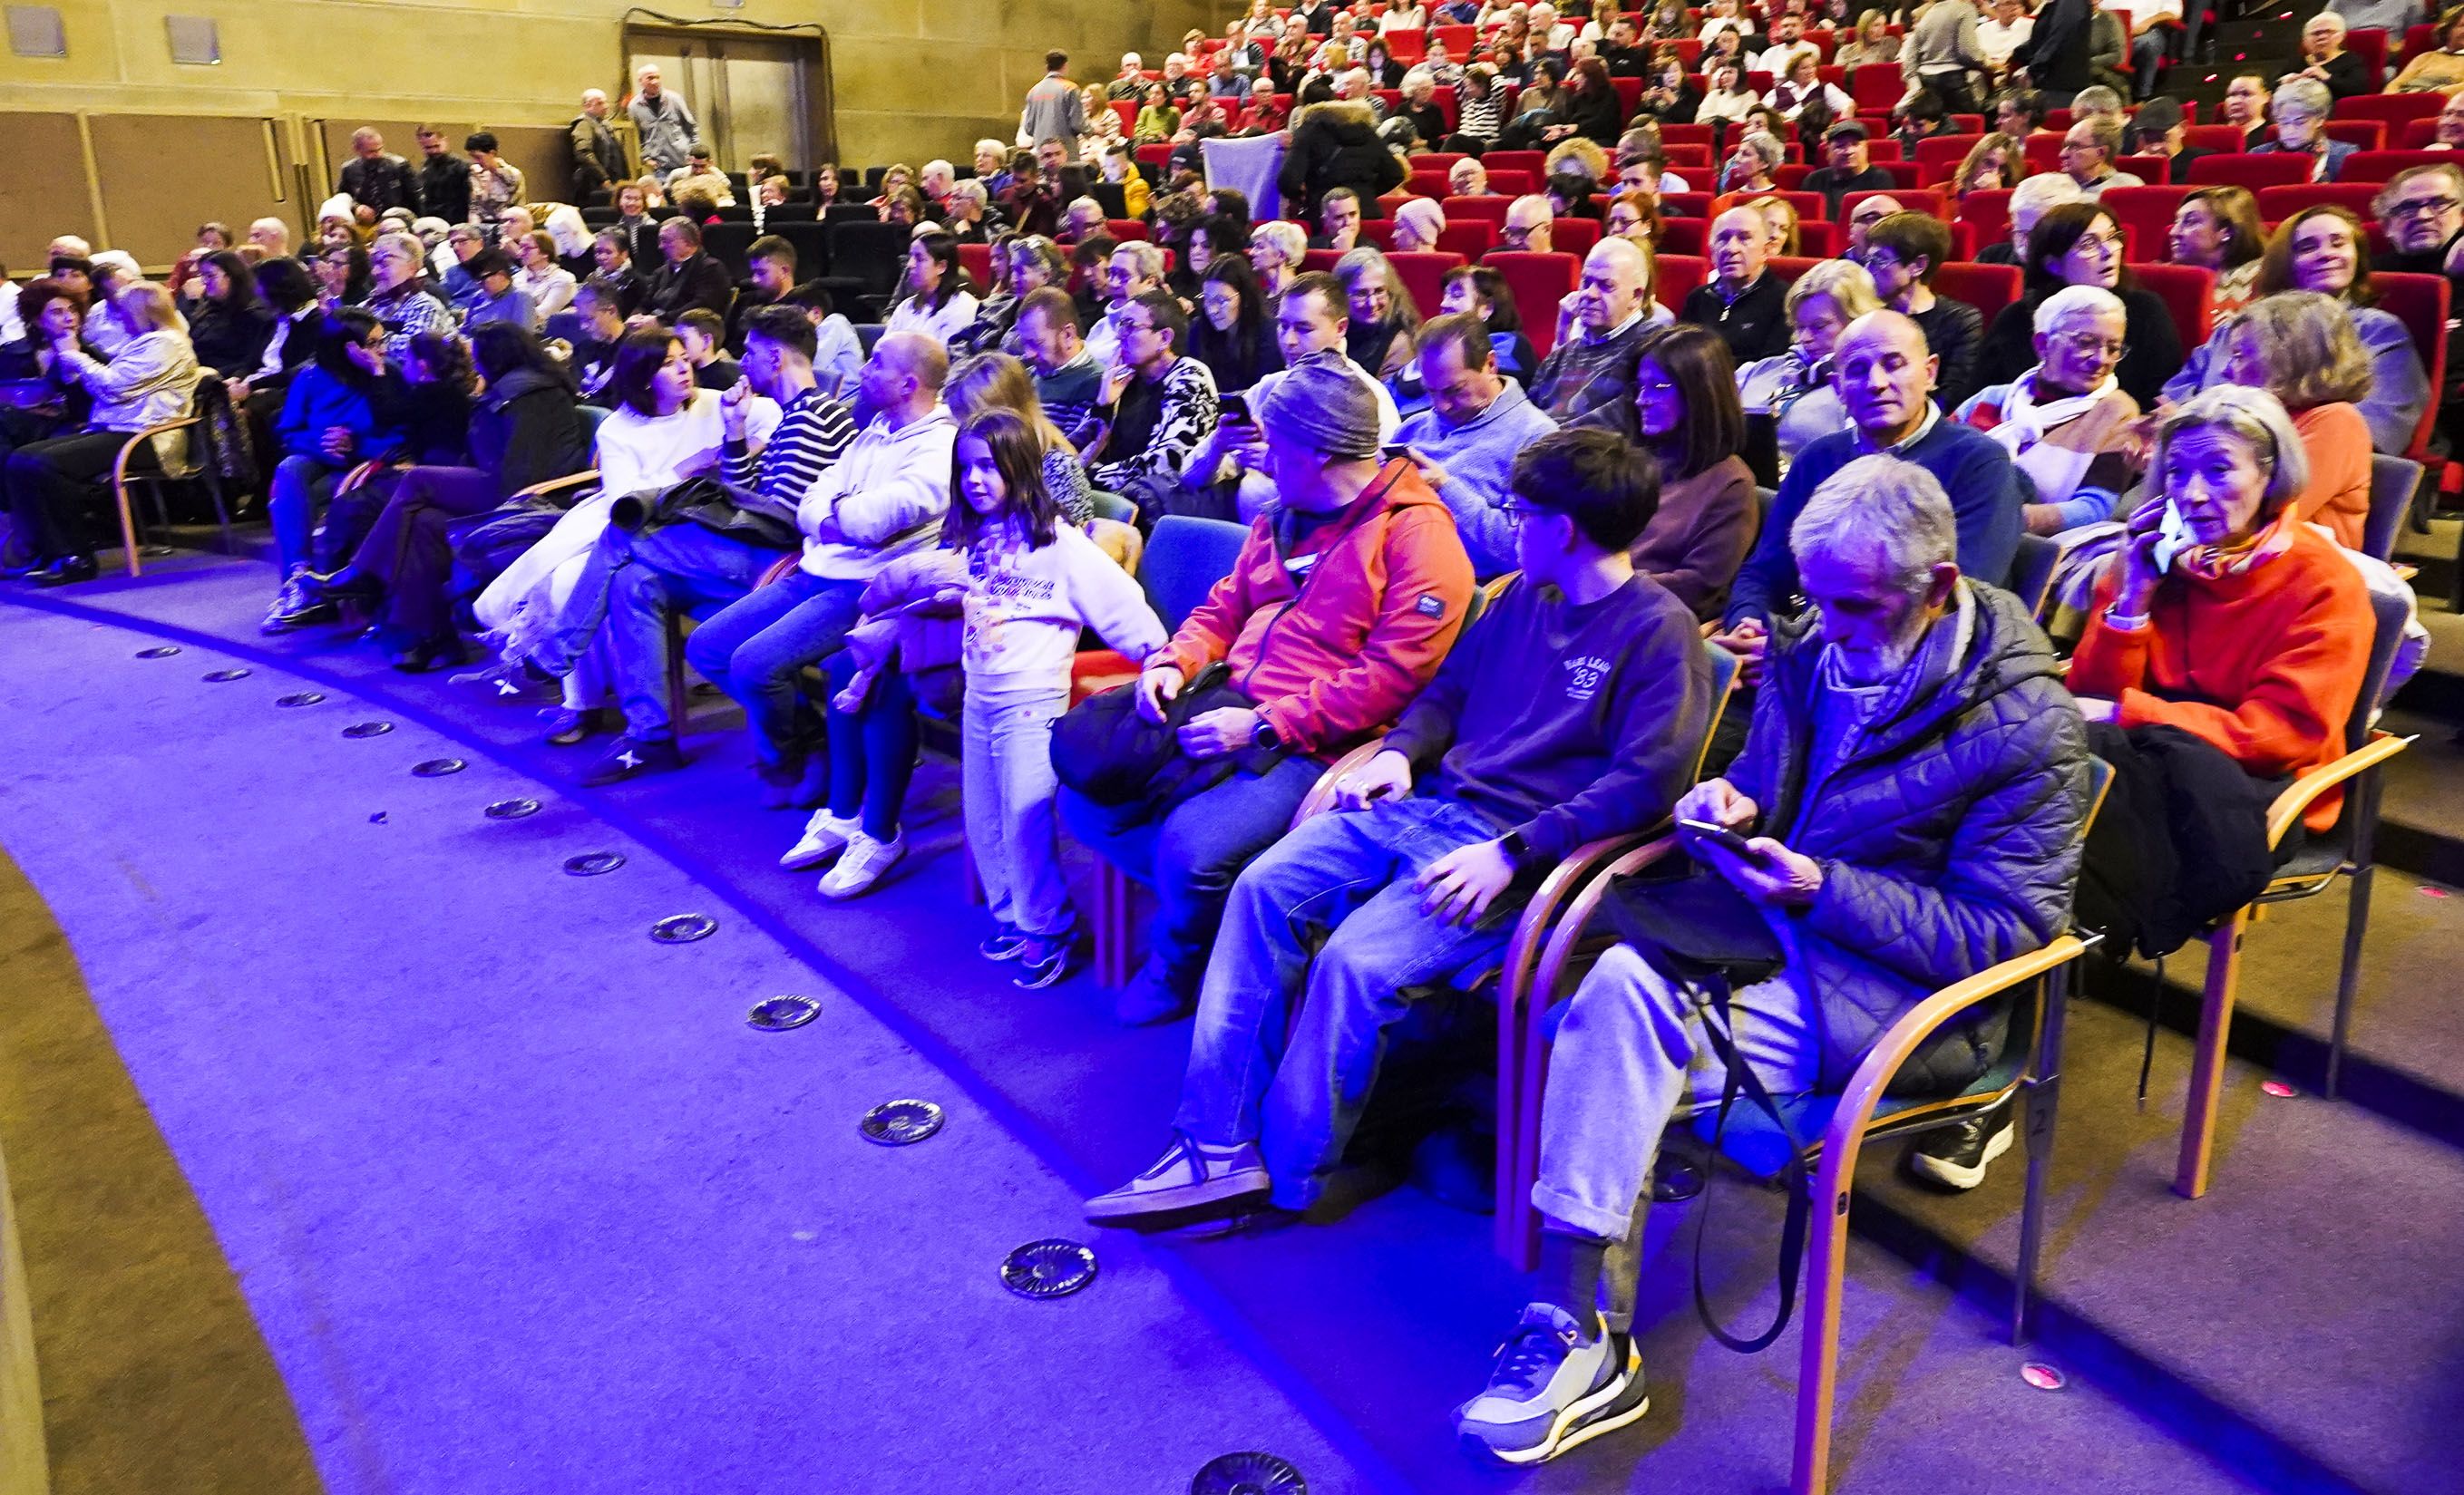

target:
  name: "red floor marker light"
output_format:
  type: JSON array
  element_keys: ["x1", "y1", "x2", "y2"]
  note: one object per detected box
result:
[{"x1": 2021, "y1": 1363, "x2": 2068, "y2": 1391}]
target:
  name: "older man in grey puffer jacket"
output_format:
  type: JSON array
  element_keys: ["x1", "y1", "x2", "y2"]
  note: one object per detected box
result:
[{"x1": 1456, "y1": 454, "x2": 2090, "y2": 1467}]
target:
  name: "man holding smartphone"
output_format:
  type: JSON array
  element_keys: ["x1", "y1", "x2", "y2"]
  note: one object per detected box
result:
[
  {"x1": 1082, "y1": 429, "x2": 1710, "y2": 1223},
  {"x1": 1456, "y1": 455, "x2": 2089, "y2": 1466}
]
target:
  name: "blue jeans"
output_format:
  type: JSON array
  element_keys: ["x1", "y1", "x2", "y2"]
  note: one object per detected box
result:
[
  {"x1": 1058, "y1": 755, "x2": 1324, "y2": 998},
  {"x1": 682, "y1": 568, "x2": 864, "y2": 771},
  {"x1": 823, "y1": 651, "x2": 918, "y2": 840},
  {"x1": 267, "y1": 454, "x2": 342, "y2": 574},
  {"x1": 530, "y1": 523, "x2": 771, "y2": 740},
  {"x1": 1174, "y1": 796, "x2": 1514, "y2": 1209},
  {"x1": 964, "y1": 684, "x2": 1073, "y2": 937}
]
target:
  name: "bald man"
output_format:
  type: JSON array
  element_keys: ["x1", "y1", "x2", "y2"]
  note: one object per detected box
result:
[
  {"x1": 571, "y1": 88, "x2": 630, "y2": 202},
  {"x1": 1500, "y1": 194, "x2": 1554, "y2": 254},
  {"x1": 1680, "y1": 207, "x2": 1789, "y2": 363},
  {"x1": 337, "y1": 126, "x2": 420, "y2": 215},
  {"x1": 1719, "y1": 311, "x2": 2023, "y2": 662},
  {"x1": 685, "y1": 329, "x2": 958, "y2": 803},
  {"x1": 1530, "y1": 238, "x2": 1658, "y2": 436},
  {"x1": 1843, "y1": 193, "x2": 1903, "y2": 257}
]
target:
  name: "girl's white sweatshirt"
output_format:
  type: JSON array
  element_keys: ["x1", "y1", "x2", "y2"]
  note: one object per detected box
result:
[{"x1": 965, "y1": 522, "x2": 1169, "y2": 694}]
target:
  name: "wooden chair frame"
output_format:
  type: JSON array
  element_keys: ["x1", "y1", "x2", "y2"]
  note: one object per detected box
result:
[{"x1": 108, "y1": 418, "x2": 212, "y2": 578}]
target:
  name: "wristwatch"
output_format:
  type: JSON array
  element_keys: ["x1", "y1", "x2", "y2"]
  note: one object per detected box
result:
[
  {"x1": 1501, "y1": 829, "x2": 1535, "y2": 874},
  {"x1": 1252, "y1": 718, "x2": 1282, "y2": 752}
]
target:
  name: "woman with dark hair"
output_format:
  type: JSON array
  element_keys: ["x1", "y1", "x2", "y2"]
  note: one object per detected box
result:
[
  {"x1": 886, "y1": 234, "x2": 981, "y2": 345},
  {"x1": 1363, "y1": 37, "x2": 1407, "y2": 89},
  {"x1": 2167, "y1": 187, "x2": 2266, "y2": 321},
  {"x1": 1630, "y1": 323, "x2": 1758, "y2": 619},
  {"x1": 184, "y1": 249, "x2": 275, "y2": 377},
  {"x1": 316, "y1": 242, "x2": 371, "y2": 308},
  {"x1": 1335, "y1": 247, "x2": 1422, "y2": 380},
  {"x1": 1557, "y1": 57, "x2": 1626, "y2": 146},
  {"x1": 1631, "y1": 50, "x2": 1702, "y2": 125},
  {"x1": 1185, "y1": 256, "x2": 1283, "y2": 393},
  {"x1": 263, "y1": 308, "x2": 404, "y2": 628},
  {"x1": 300, "y1": 322, "x2": 590, "y2": 669},
  {"x1": 1974, "y1": 200, "x2": 2184, "y2": 408},
  {"x1": 1437, "y1": 265, "x2": 1539, "y2": 386},
  {"x1": 2163, "y1": 205, "x2": 2430, "y2": 456}
]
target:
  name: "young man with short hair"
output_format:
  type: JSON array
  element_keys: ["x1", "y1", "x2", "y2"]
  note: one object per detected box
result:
[{"x1": 676, "y1": 307, "x2": 741, "y2": 391}]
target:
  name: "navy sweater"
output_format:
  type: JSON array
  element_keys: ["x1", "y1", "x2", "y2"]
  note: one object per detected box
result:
[
  {"x1": 1723, "y1": 417, "x2": 2023, "y2": 629},
  {"x1": 1379, "y1": 574, "x2": 1714, "y2": 861}
]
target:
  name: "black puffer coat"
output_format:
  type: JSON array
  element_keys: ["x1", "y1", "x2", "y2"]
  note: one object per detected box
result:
[
  {"x1": 1279, "y1": 100, "x2": 1407, "y2": 218},
  {"x1": 1729, "y1": 581, "x2": 2090, "y2": 1093}
]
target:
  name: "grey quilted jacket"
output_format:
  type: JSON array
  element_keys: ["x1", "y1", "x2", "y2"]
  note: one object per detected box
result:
[{"x1": 1729, "y1": 581, "x2": 2090, "y2": 1094}]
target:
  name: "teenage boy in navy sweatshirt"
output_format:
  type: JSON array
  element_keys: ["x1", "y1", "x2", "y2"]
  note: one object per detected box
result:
[{"x1": 1084, "y1": 427, "x2": 1717, "y2": 1224}]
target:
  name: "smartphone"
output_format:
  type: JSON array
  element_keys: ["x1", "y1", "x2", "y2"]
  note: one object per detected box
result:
[
  {"x1": 1219, "y1": 392, "x2": 1252, "y2": 425},
  {"x1": 1678, "y1": 818, "x2": 1758, "y2": 858},
  {"x1": 1382, "y1": 442, "x2": 1415, "y2": 462},
  {"x1": 2151, "y1": 499, "x2": 2191, "y2": 574}
]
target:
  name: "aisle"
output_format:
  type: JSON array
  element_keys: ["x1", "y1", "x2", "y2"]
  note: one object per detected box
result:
[{"x1": 0, "y1": 597, "x2": 1373, "y2": 1495}]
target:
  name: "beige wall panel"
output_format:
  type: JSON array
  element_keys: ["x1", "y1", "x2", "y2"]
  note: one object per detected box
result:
[
  {"x1": 0, "y1": 114, "x2": 99, "y2": 273},
  {"x1": 89, "y1": 113, "x2": 290, "y2": 268}
]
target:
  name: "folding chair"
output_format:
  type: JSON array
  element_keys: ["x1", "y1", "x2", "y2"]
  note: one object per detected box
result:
[{"x1": 107, "y1": 392, "x2": 233, "y2": 579}]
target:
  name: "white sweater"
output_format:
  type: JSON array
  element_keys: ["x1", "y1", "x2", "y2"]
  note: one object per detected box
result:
[
  {"x1": 965, "y1": 522, "x2": 1168, "y2": 693},
  {"x1": 797, "y1": 406, "x2": 959, "y2": 579},
  {"x1": 596, "y1": 388, "x2": 777, "y2": 497}
]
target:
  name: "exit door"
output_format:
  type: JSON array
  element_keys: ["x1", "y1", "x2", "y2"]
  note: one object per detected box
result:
[{"x1": 627, "y1": 33, "x2": 813, "y2": 173}]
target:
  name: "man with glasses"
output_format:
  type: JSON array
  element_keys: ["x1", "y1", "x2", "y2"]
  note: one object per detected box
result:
[
  {"x1": 2251, "y1": 77, "x2": 2356, "y2": 181},
  {"x1": 1859, "y1": 211, "x2": 1985, "y2": 411},
  {"x1": 1500, "y1": 195, "x2": 1555, "y2": 255},
  {"x1": 1842, "y1": 193, "x2": 1903, "y2": 259},
  {"x1": 1087, "y1": 289, "x2": 1220, "y2": 520},
  {"x1": 1081, "y1": 425, "x2": 1704, "y2": 1226},
  {"x1": 2057, "y1": 117, "x2": 2142, "y2": 199},
  {"x1": 2374, "y1": 163, "x2": 2464, "y2": 454},
  {"x1": 1803, "y1": 122, "x2": 1895, "y2": 220},
  {"x1": 1394, "y1": 313, "x2": 1561, "y2": 578},
  {"x1": 2433, "y1": 93, "x2": 2464, "y2": 150}
]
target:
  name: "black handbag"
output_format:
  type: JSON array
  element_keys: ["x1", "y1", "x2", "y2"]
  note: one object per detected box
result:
[
  {"x1": 1049, "y1": 662, "x2": 1289, "y2": 813},
  {"x1": 1602, "y1": 862, "x2": 1812, "y2": 1354}
]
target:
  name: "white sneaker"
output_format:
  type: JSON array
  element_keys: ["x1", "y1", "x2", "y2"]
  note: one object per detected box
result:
[
  {"x1": 817, "y1": 829, "x2": 904, "y2": 898},
  {"x1": 780, "y1": 810, "x2": 861, "y2": 870}
]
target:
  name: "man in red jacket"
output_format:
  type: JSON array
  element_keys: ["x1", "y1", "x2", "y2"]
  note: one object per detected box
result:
[{"x1": 1060, "y1": 355, "x2": 1475, "y2": 1024}]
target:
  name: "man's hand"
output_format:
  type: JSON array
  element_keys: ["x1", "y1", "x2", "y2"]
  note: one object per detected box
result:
[
  {"x1": 1416, "y1": 839, "x2": 1517, "y2": 927},
  {"x1": 1675, "y1": 776, "x2": 1758, "y2": 830},
  {"x1": 1708, "y1": 616, "x2": 1770, "y2": 685},
  {"x1": 1700, "y1": 835, "x2": 1824, "y2": 908},
  {"x1": 719, "y1": 374, "x2": 754, "y2": 437},
  {"x1": 1177, "y1": 704, "x2": 1260, "y2": 758},
  {"x1": 319, "y1": 426, "x2": 355, "y2": 461},
  {"x1": 1335, "y1": 748, "x2": 1414, "y2": 810},
  {"x1": 1135, "y1": 661, "x2": 1186, "y2": 723},
  {"x1": 1101, "y1": 360, "x2": 1136, "y2": 406}
]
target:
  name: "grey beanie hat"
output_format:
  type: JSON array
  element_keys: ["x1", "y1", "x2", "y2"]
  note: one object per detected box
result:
[{"x1": 1259, "y1": 352, "x2": 1381, "y2": 460}]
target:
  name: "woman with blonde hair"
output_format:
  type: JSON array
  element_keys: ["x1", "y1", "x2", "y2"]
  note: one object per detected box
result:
[
  {"x1": 1749, "y1": 193, "x2": 1801, "y2": 256},
  {"x1": 1333, "y1": 247, "x2": 1421, "y2": 378},
  {"x1": 944, "y1": 351, "x2": 1098, "y2": 525},
  {"x1": 2214, "y1": 291, "x2": 2377, "y2": 550},
  {"x1": 1956, "y1": 132, "x2": 2025, "y2": 197},
  {"x1": 1835, "y1": 10, "x2": 1900, "y2": 69},
  {"x1": 1735, "y1": 257, "x2": 1878, "y2": 471}
]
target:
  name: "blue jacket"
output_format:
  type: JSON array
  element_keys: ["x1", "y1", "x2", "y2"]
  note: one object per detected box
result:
[
  {"x1": 1724, "y1": 416, "x2": 2024, "y2": 628},
  {"x1": 2250, "y1": 138, "x2": 2360, "y2": 181},
  {"x1": 274, "y1": 365, "x2": 401, "y2": 465}
]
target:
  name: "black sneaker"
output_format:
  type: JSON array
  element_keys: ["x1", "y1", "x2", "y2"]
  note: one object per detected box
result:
[
  {"x1": 580, "y1": 734, "x2": 685, "y2": 786},
  {"x1": 979, "y1": 922, "x2": 1029, "y2": 961},
  {"x1": 1907, "y1": 1103, "x2": 2015, "y2": 1191},
  {"x1": 1012, "y1": 931, "x2": 1076, "y2": 989},
  {"x1": 29, "y1": 554, "x2": 99, "y2": 588}
]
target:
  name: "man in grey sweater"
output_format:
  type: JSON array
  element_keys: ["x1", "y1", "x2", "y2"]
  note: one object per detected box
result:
[
  {"x1": 1019, "y1": 50, "x2": 1089, "y2": 160},
  {"x1": 1900, "y1": 0, "x2": 1989, "y2": 116},
  {"x1": 1083, "y1": 427, "x2": 1714, "y2": 1227},
  {"x1": 628, "y1": 64, "x2": 701, "y2": 177},
  {"x1": 1395, "y1": 314, "x2": 1561, "y2": 579}
]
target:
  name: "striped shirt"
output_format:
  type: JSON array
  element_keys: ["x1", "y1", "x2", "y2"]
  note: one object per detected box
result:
[{"x1": 725, "y1": 385, "x2": 856, "y2": 519}]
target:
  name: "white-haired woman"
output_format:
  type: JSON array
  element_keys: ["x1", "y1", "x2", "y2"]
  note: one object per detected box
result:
[
  {"x1": 1390, "y1": 197, "x2": 1447, "y2": 255},
  {"x1": 1719, "y1": 129, "x2": 1785, "y2": 195},
  {"x1": 2, "y1": 281, "x2": 198, "y2": 586},
  {"x1": 2069, "y1": 385, "x2": 2372, "y2": 838},
  {"x1": 1249, "y1": 219, "x2": 1308, "y2": 302},
  {"x1": 1955, "y1": 284, "x2": 2142, "y2": 536},
  {"x1": 1735, "y1": 258, "x2": 1877, "y2": 473}
]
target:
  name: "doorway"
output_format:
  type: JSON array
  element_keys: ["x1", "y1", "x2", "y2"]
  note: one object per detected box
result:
[{"x1": 624, "y1": 27, "x2": 826, "y2": 173}]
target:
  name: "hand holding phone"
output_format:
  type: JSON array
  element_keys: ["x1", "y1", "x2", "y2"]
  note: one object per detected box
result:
[{"x1": 1679, "y1": 817, "x2": 1761, "y2": 859}]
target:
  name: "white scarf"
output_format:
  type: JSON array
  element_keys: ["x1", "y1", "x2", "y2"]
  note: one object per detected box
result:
[{"x1": 1985, "y1": 368, "x2": 2118, "y2": 506}]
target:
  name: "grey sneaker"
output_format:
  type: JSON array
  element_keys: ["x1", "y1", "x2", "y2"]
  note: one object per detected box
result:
[
  {"x1": 1084, "y1": 1133, "x2": 1270, "y2": 1222},
  {"x1": 1455, "y1": 1305, "x2": 1648, "y2": 1466}
]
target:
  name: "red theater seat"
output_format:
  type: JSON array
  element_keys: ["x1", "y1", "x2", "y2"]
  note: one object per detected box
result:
[
  {"x1": 1480, "y1": 250, "x2": 1580, "y2": 357},
  {"x1": 1933, "y1": 261, "x2": 2023, "y2": 334},
  {"x1": 2131, "y1": 263, "x2": 2218, "y2": 354},
  {"x1": 2185, "y1": 153, "x2": 2315, "y2": 189}
]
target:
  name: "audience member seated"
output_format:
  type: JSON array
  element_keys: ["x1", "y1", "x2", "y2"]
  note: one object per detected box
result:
[
  {"x1": 261, "y1": 309, "x2": 406, "y2": 627},
  {"x1": 364, "y1": 235, "x2": 454, "y2": 361},
  {"x1": 1083, "y1": 427, "x2": 1711, "y2": 1224},
  {"x1": 2069, "y1": 385, "x2": 2371, "y2": 840},
  {"x1": 673, "y1": 308, "x2": 738, "y2": 392},
  {"x1": 1, "y1": 281, "x2": 199, "y2": 587},
  {"x1": 1186, "y1": 257, "x2": 1285, "y2": 395},
  {"x1": 1719, "y1": 310, "x2": 2024, "y2": 674},
  {"x1": 2249, "y1": 78, "x2": 2356, "y2": 181},
  {"x1": 645, "y1": 218, "x2": 736, "y2": 323},
  {"x1": 1717, "y1": 129, "x2": 1786, "y2": 195},
  {"x1": 1976, "y1": 201, "x2": 2183, "y2": 410},
  {"x1": 654, "y1": 333, "x2": 945, "y2": 800},
  {"x1": 512, "y1": 232, "x2": 579, "y2": 324},
  {"x1": 1059, "y1": 357, "x2": 1475, "y2": 1024},
  {"x1": 297, "y1": 322, "x2": 590, "y2": 670},
  {"x1": 1860, "y1": 212, "x2": 1986, "y2": 412},
  {"x1": 727, "y1": 236, "x2": 800, "y2": 352},
  {"x1": 1681, "y1": 208, "x2": 1791, "y2": 364},
  {"x1": 1531, "y1": 239, "x2": 1655, "y2": 436},
  {"x1": 1086, "y1": 290, "x2": 1221, "y2": 519},
  {"x1": 1840, "y1": 193, "x2": 1902, "y2": 258},
  {"x1": 1334, "y1": 248, "x2": 1420, "y2": 381},
  {"x1": 1459, "y1": 454, "x2": 2088, "y2": 1463},
  {"x1": 1017, "y1": 286, "x2": 1105, "y2": 441},
  {"x1": 2123, "y1": 97, "x2": 2207, "y2": 185},
  {"x1": 1437, "y1": 267, "x2": 1541, "y2": 388},
  {"x1": 886, "y1": 235, "x2": 983, "y2": 346},
  {"x1": 1390, "y1": 197, "x2": 1447, "y2": 256},
  {"x1": 1086, "y1": 239, "x2": 1165, "y2": 368},
  {"x1": 1310, "y1": 188, "x2": 1368, "y2": 253},
  {"x1": 184, "y1": 250, "x2": 276, "y2": 380},
  {"x1": 461, "y1": 249, "x2": 535, "y2": 331},
  {"x1": 1737, "y1": 258, "x2": 1878, "y2": 475},
  {"x1": 1393, "y1": 312, "x2": 1562, "y2": 577},
  {"x1": 2209, "y1": 292, "x2": 2377, "y2": 551},
  {"x1": 1955, "y1": 285, "x2": 2141, "y2": 536},
  {"x1": 2167, "y1": 187, "x2": 2265, "y2": 322},
  {"x1": 2166, "y1": 206, "x2": 2430, "y2": 455},
  {"x1": 1629, "y1": 324, "x2": 1758, "y2": 620},
  {"x1": 2058, "y1": 116, "x2": 2143, "y2": 199},
  {"x1": 1499, "y1": 194, "x2": 1556, "y2": 255},
  {"x1": 1975, "y1": 173, "x2": 2081, "y2": 267}
]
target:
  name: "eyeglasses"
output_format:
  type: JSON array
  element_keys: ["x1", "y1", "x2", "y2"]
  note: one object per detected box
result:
[
  {"x1": 2387, "y1": 196, "x2": 2462, "y2": 218},
  {"x1": 2071, "y1": 233, "x2": 2124, "y2": 256},
  {"x1": 1495, "y1": 498, "x2": 1544, "y2": 527},
  {"x1": 2051, "y1": 330, "x2": 2128, "y2": 360}
]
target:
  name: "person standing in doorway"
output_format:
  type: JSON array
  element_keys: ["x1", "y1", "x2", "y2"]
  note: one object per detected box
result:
[{"x1": 629, "y1": 63, "x2": 703, "y2": 178}]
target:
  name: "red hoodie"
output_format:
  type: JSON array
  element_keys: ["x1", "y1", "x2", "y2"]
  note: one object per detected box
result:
[{"x1": 1166, "y1": 461, "x2": 1475, "y2": 758}]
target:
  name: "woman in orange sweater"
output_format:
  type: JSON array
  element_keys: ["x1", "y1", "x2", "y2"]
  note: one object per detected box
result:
[
  {"x1": 2070, "y1": 385, "x2": 2373, "y2": 833},
  {"x1": 2215, "y1": 290, "x2": 2374, "y2": 551}
]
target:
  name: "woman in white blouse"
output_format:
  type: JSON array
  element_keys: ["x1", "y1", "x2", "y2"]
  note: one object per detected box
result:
[
  {"x1": 511, "y1": 230, "x2": 578, "y2": 325},
  {"x1": 1766, "y1": 53, "x2": 1852, "y2": 121},
  {"x1": 884, "y1": 235, "x2": 983, "y2": 348}
]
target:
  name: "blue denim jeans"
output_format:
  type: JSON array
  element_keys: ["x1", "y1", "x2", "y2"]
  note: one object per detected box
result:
[
  {"x1": 529, "y1": 523, "x2": 771, "y2": 740},
  {"x1": 267, "y1": 454, "x2": 342, "y2": 574},
  {"x1": 681, "y1": 568, "x2": 865, "y2": 770},
  {"x1": 1057, "y1": 754, "x2": 1324, "y2": 998},
  {"x1": 1174, "y1": 795, "x2": 1514, "y2": 1209},
  {"x1": 823, "y1": 651, "x2": 918, "y2": 840},
  {"x1": 964, "y1": 684, "x2": 1074, "y2": 938}
]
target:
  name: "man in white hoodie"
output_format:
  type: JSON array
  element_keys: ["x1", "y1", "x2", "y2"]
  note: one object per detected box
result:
[{"x1": 684, "y1": 331, "x2": 957, "y2": 795}]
